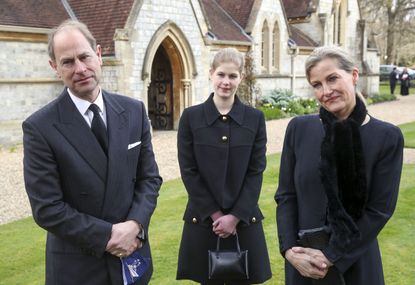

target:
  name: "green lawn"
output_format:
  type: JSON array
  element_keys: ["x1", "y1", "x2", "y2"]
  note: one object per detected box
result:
[
  {"x1": 1, "y1": 155, "x2": 414, "y2": 285},
  {"x1": 379, "y1": 81, "x2": 392, "y2": 96},
  {"x1": 398, "y1": 122, "x2": 415, "y2": 148}
]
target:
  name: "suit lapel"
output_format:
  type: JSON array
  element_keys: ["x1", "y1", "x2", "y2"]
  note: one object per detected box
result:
[
  {"x1": 53, "y1": 90, "x2": 108, "y2": 182},
  {"x1": 101, "y1": 91, "x2": 129, "y2": 215}
]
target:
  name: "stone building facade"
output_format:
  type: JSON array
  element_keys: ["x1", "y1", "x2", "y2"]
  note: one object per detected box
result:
[
  {"x1": 0, "y1": 26, "x2": 63, "y2": 144},
  {"x1": 0, "y1": 0, "x2": 379, "y2": 145}
]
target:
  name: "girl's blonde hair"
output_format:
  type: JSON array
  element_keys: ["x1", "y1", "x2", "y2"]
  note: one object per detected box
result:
[{"x1": 211, "y1": 48, "x2": 245, "y2": 74}]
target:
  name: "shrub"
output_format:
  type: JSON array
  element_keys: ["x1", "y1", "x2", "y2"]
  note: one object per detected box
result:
[
  {"x1": 367, "y1": 93, "x2": 397, "y2": 104},
  {"x1": 260, "y1": 88, "x2": 293, "y2": 109},
  {"x1": 258, "y1": 89, "x2": 319, "y2": 120},
  {"x1": 257, "y1": 106, "x2": 285, "y2": 120}
]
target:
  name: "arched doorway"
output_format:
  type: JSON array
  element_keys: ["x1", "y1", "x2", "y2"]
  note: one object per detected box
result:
[
  {"x1": 148, "y1": 45, "x2": 173, "y2": 130},
  {"x1": 142, "y1": 20, "x2": 197, "y2": 130}
]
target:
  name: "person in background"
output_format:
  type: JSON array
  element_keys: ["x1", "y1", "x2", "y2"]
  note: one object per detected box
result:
[
  {"x1": 275, "y1": 46, "x2": 403, "y2": 285},
  {"x1": 400, "y1": 67, "x2": 410, "y2": 96},
  {"x1": 23, "y1": 19, "x2": 162, "y2": 284},
  {"x1": 389, "y1": 66, "x2": 399, "y2": 95},
  {"x1": 176, "y1": 47, "x2": 272, "y2": 285}
]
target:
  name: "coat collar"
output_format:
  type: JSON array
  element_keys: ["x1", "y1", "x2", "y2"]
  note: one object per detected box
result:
[{"x1": 203, "y1": 93, "x2": 245, "y2": 126}]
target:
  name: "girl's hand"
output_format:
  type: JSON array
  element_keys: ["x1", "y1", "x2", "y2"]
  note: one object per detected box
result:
[{"x1": 212, "y1": 214, "x2": 240, "y2": 238}]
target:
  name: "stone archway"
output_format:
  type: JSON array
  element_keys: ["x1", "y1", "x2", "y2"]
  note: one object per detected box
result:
[{"x1": 142, "y1": 20, "x2": 197, "y2": 129}]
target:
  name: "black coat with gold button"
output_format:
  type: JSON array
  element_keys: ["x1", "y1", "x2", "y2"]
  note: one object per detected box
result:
[{"x1": 176, "y1": 94, "x2": 272, "y2": 283}]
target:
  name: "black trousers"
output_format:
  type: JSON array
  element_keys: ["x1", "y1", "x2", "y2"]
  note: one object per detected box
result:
[{"x1": 390, "y1": 81, "x2": 396, "y2": 94}]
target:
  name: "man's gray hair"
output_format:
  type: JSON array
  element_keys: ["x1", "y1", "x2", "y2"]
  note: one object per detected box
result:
[{"x1": 48, "y1": 19, "x2": 96, "y2": 61}]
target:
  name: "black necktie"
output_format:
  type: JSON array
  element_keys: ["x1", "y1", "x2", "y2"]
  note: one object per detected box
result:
[{"x1": 89, "y1": 104, "x2": 108, "y2": 154}]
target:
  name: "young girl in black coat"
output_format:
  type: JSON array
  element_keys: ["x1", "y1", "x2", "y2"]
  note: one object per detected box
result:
[{"x1": 176, "y1": 48, "x2": 272, "y2": 285}]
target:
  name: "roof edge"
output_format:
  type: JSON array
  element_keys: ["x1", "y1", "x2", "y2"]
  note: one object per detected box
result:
[
  {"x1": 61, "y1": 0, "x2": 78, "y2": 20},
  {"x1": 206, "y1": 39, "x2": 252, "y2": 46},
  {"x1": 0, "y1": 25, "x2": 51, "y2": 34},
  {"x1": 245, "y1": 0, "x2": 262, "y2": 34},
  {"x1": 212, "y1": 0, "x2": 253, "y2": 43}
]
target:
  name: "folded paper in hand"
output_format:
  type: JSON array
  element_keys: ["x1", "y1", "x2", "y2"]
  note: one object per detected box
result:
[{"x1": 121, "y1": 251, "x2": 150, "y2": 285}]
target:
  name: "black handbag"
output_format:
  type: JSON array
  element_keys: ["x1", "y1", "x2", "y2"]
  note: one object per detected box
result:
[{"x1": 208, "y1": 233, "x2": 249, "y2": 280}]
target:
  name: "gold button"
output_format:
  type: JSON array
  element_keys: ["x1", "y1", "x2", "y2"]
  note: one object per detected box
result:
[
  {"x1": 251, "y1": 217, "x2": 256, "y2": 223},
  {"x1": 192, "y1": 217, "x2": 198, "y2": 224},
  {"x1": 222, "y1": 116, "x2": 228, "y2": 121},
  {"x1": 221, "y1": 136, "x2": 228, "y2": 142}
]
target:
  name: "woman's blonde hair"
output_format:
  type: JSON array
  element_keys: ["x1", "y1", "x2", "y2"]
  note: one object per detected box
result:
[
  {"x1": 211, "y1": 48, "x2": 245, "y2": 74},
  {"x1": 305, "y1": 45, "x2": 366, "y2": 104},
  {"x1": 305, "y1": 46, "x2": 355, "y2": 82}
]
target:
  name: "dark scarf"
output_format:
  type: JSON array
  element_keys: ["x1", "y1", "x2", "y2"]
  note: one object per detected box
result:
[{"x1": 319, "y1": 96, "x2": 368, "y2": 252}]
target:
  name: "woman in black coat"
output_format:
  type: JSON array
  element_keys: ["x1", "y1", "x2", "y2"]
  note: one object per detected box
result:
[
  {"x1": 176, "y1": 48, "x2": 272, "y2": 284},
  {"x1": 400, "y1": 67, "x2": 410, "y2": 96},
  {"x1": 275, "y1": 46, "x2": 404, "y2": 285}
]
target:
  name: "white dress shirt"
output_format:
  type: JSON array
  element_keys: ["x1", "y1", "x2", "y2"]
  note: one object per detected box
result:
[{"x1": 67, "y1": 88, "x2": 107, "y2": 128}]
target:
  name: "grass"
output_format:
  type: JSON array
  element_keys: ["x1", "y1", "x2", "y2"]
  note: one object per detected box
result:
[
  {"x1": 0, "y1": 155, "x2": 414, "y2": 285},
  {"x1": 378, "y1": 164, "x2": 415, "y2": 283},
  {"x1": 379, "y1": 81, "x2": 393, "y2": 96},
  {"x1": 0, "y1": 217, "x2": 46, "y2": 284},
  {"x1": 398, "y1": 122, "x2": 415, "y2": 148}
]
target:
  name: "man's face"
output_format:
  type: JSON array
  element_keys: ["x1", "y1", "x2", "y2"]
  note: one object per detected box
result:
[{"x1": 49, "y1": 28, "x2": 102, "y2": 102}]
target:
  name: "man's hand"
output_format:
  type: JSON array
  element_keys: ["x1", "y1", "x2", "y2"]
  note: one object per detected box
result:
[
  {"x1": 285, "y1": 247, "x2": 329, "y2": 279},
  {"x1": 212, "y1": 214, "x2": 240, "y2": 238},
  {"x1": 106, "y1": 220, "x2": 141, "y2": 257}
]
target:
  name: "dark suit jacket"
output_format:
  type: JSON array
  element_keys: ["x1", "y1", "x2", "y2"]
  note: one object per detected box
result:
[{"x1": 23, "y1": 89, "x2": 162, "y2": 285}]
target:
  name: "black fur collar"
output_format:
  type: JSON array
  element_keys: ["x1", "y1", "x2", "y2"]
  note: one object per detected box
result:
[{"x1": 319, "y1": 96, "x2": 368, "y2": 252}]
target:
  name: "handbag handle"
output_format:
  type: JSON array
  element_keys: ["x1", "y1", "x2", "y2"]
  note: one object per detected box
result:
[{"x1": 216, "y1": 233, "x2": 241, "y2": 253}]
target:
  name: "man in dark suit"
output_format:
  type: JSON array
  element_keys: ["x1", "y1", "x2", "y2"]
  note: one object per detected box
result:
[
  {"x1": 389, "y1": 66, "x2": 399, "y2": 95},
  {"x1": 23, "y1": 19, "x2": 162, "y2": 284}
]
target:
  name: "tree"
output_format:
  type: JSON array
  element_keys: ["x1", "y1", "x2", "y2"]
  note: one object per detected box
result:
[
  {"x1": 359, "y1": 0, "x2": 415, "y2": 65},
  {"x1": 238, "y1": 50, "x2": 261, "y2": 106}
]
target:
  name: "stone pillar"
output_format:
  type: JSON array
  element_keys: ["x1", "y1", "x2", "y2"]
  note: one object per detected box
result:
[
  {"x1": 319, "y1": 13, "x2": 328, "y2": 45},
  {"x1": 182, "y1": 80, "x2": 191, "y2": 110},
  {"x1": 113, "y1": 28, "x2": 132, "y2": 98},
  {"x1": 358, "y1": 20, "x2": 367, "y2": 65}
]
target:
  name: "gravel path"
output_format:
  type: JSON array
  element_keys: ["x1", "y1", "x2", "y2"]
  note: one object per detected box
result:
[{"x1": 1, "y1": 95, "x2": 415, "y2": 225}]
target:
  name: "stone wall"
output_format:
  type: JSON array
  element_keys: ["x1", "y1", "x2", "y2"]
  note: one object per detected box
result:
[
  {"x1": 251, "y1": 0, "x2": 293, "y2": 98},
  {"x1": 101, "y1": 64, "x2": 121, "y2": 94},
  {"x1": 0, "y1": 40, "x2": 63, "y2": 145},
  {"x1": 128, "y1": 0, "x2": 206, "y2": 104},
  {"x1": 0, "y1": 40, "x2": 61, "y2": 121}
]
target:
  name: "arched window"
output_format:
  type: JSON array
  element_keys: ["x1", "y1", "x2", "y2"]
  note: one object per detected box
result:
[
  {"x1": 272, "y1": 21, "x2": 280, "y2": 72},
  {"x1": 261, "y1": 20, "x2": 269, "y2": 72},
  {"x1": 333, "y1": 0, "x2": 347, "y2": 45}
]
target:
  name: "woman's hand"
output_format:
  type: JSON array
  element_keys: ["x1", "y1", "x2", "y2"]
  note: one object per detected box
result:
[
  {"x1": 210, "y1": 210, "x2": 224, "y2": 222},
  {"x1": 285, "y1": 247, "x2": 330, "y2": 279},
  {"x1": 292, "y1": 247, "x2": 333, "y2": 268},
  {"x1": 212, "y1": 214, "x2": 240, "y2": 238}
]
